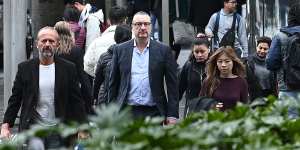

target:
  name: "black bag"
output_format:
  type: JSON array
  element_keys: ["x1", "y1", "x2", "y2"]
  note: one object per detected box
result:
[
  {"x1": 185, "y1": 96, "x2": 218, "y2": 117},
  {"x1": 172, "y1": 0, "x2": 195, "y2": 45},
  {"x1": 283, "y1": 32, "x2": 300, "y2": 89},
  {"x1": 213, "y1": 12, "x2": 240, "y2": 48},
  {"x1": 219, "y1": 28, "x2": 236, "y2": 47},
  {"x1": 172, "y1": 20, "x2": 195, "y2": 45}
]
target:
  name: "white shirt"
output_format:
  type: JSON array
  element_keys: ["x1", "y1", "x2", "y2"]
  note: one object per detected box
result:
[{"x1": 36, "y1": 63, "x2": 56, "y2": 125}]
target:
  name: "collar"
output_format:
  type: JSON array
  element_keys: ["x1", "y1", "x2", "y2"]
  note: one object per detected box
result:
[
  {"x1": 254, "y1": 54, "x2": 266, "y2": 62},
  {"x1": 102, "y1": 25, "x2": 117, "y2": 35},
  {"x1": 133, "y1": 39, "x2": 150, "y2": 48},
  {"x1": 220, "y1": 9, "x2": 235, "y2": 16},
  {"x1": 79, "y1": 3, "x2": 92, "y2": 27}
]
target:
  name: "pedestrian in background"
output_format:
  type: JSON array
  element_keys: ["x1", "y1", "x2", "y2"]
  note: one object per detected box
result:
[
  {"x1": 84, "y1": 6, "x2": 127, "y2": 77},
  {"x1": 246, "y1": 36, "x2": 277, "y2": 101},
  {"x1": 63, "y1": 5, "x2": 86, "y2": 50},
  {"x1": 205, "y1": 0, "x2": 248, "y2": 58},
  {"x1": 179, "y1": 36, "x2": 210, "y2": 116},
  {"x1": 266, "y1": 2, "x2": 300, "y2": 118},
  {"x1": 54, "y1": 21, "x2": 93, "y2": 114},
  {"x1": 70, "y1": 0, "x2": 105, "y2": 50},
  {"x1": 93, "y1": 24, "x2": 132, "y2": 106}
]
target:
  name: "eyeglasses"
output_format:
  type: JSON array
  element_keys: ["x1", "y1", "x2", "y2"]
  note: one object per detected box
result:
[{"x1": 132, "y1": 22, "x2": 151, "y2": 27}]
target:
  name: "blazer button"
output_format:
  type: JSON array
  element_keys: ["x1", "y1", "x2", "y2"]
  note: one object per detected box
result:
[{"x1": 26, "y1": 119, "x2": 30, "y2": 122}]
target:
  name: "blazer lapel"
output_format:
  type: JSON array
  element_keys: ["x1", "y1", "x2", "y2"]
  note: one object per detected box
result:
[
  {"x1": 148, "y1": 40, "x2": 157, "y2": 84},
  {"x1": 54, "y1": 57, "x2": 64, "y2": 116},
  {"x1": 54, "y1": 58, "x2": 63, "y2": 96},
  {"x1": 31, "y1": 58, "x2": 40, "y2": 105},
  {"x1": 126, "y1": 40, "x2": 134, "y2": 74}
]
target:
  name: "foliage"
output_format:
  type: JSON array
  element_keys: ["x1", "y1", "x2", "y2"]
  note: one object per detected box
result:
[{"x1": 2, "y1": 96, "x2": 300, "y2": 149}]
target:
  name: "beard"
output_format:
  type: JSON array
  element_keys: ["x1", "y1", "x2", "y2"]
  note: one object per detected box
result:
[{"x1": 38, "y1": 47, "x2": 56, "y2": 59}]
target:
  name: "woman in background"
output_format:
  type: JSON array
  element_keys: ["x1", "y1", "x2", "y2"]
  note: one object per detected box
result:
[
  {"x1": 63, "y1": 5, "x2": 86, "y2": 50},
  {"x1": 54, "y1": 21, "x2": 92, "y2": 114},
  {"x1": 179, "y1": 37, "x2": 210, "y2": 117}
]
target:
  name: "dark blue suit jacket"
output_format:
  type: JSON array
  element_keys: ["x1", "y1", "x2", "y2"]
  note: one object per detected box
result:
[{"x1": 109, "y1": 39, "x2": 179, "y2": 118}]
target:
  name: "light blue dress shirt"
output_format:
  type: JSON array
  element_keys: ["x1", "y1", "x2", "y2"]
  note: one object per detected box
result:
[{"x1": 127, "y1": 41, "x2": 155, "y2": 106}]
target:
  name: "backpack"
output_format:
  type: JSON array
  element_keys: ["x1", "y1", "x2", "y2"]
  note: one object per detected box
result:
[
  {"x1": 213, "y1": 11, "x2": 240, "y2": 49},
  {"x1": 283, "y1": 33, "x2": 300, "y2": 90}
]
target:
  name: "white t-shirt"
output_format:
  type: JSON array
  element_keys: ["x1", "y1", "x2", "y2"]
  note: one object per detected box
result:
[{"x1": 36, "y1": 63, "x2": 57, "y2": 126}]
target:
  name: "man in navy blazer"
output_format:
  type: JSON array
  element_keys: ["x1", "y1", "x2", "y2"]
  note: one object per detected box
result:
[{"x1": 109, "y1": 11, "x2": 179, "y2": 125}]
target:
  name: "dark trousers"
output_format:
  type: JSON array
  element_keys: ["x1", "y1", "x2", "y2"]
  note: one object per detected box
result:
[
  {"x1": 124, "y1": 105, "x2": 161, "y2": 119},
  {"x1": 26, "y1": 133, "x2": 63, "y2": 149}
]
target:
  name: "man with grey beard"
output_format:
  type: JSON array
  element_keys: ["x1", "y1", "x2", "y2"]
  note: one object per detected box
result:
[{"x1": 0, "y1": 27, "x2": 86, "y2": 149}]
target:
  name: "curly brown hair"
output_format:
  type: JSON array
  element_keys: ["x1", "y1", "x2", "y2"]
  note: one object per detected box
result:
[{"x1": 203, "y1": 46, "x2": 246, "y2": 97}]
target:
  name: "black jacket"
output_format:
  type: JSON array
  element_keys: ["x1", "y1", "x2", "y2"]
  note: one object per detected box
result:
[
  {"x1": 93, "y1": 45, "x2": 114, "y2": 105},
  {"x1": 246, "y1": 54, "x2": 277, "y2": 101},
  {"x1": 179, "y1": 59, "x2": 206, "y2": 100},
  {"x1": 57, "y1": 47, "x2": 93, "y2": 114},
  {"x1": 3, "y1": 57, "x2": 86, "y2": 131},
  {"x1": 179, "y1": 58, "x2": 206, "y2": 117},
  {"x1": 109, "y1": 39, "x2": 179, "y2": 118}
]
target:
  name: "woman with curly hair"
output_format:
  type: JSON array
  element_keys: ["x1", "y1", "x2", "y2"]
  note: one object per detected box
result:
[{"x1": 200, "y1": 46, "x2": 248, "y2": 111}]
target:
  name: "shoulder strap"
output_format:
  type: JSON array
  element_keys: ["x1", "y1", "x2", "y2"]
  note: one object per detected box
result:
[
  {"x1": 213, "y1": 11, "x2": 221, "y2": 43},
  {"x1": 234, "y1": 13, "x2": 242, "y2": 35},
  {"x1": 231, "y1": 13, "x2": 237, "y2": 31}
]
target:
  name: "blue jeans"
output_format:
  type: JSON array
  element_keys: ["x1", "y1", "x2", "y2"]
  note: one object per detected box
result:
[{"x1": 278, "y1": 91, "x2": 300, "y2": 119}]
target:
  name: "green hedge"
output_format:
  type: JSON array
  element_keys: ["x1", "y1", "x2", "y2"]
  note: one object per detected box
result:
[{"x1": 2, "y1": 96, "x2": 300, "y2": 150}]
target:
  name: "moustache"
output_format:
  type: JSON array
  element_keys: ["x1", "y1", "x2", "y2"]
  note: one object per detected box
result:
[{"x1": 39, "y1": 47, "x2": 57, "y2": 58}]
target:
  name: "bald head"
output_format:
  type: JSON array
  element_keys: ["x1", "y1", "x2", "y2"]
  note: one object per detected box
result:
[
  {"x1": 37, "y1": 27, "x2": 59, "y2": 41},
  {"x1": 36, "y1": 26, "x2": 60, "y2": 65}
]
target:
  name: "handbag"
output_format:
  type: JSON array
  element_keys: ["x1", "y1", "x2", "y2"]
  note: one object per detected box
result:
[
  {"x1": 172, "y1": 0, "x2": 195, "y2": 45},
  {"x1": 172, "y1": 20, "x2": 195, "y2": 45},
  {"x1": 219, "y1": 13, "x2": 238, "y2": 47},
  {"x1": 185, "y1": 96, "x2": 218, "y2": 117},
  {"x1": 213, "y1": 11, "x2": 240, "y2": 48}
]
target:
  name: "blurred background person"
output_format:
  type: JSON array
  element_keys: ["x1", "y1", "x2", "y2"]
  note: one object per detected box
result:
[
  {"x1": 63, "y1": 5, "x2": 86, "y2": 50},
  {"x1": 70, "y1": 0, "x2": 105, "y2": 51},
  {"x1": 84, "y1": 6, "x2": 127, "y2": 78},
  {"x1": 54, "y1": 21, "x2": 93, "y2": 114},
  {"x1": 205, "y1": 0, "x2": 248, "y2": 59},
  {"x1": 179, "y1": 36, "x2": 210, "y2": 117},
  {"x1": 93, "y1": 24, "x2": 132, "y2": 106},
  {"x1": 246, "y1": 36, "x2": 277, "y2": 101}
]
